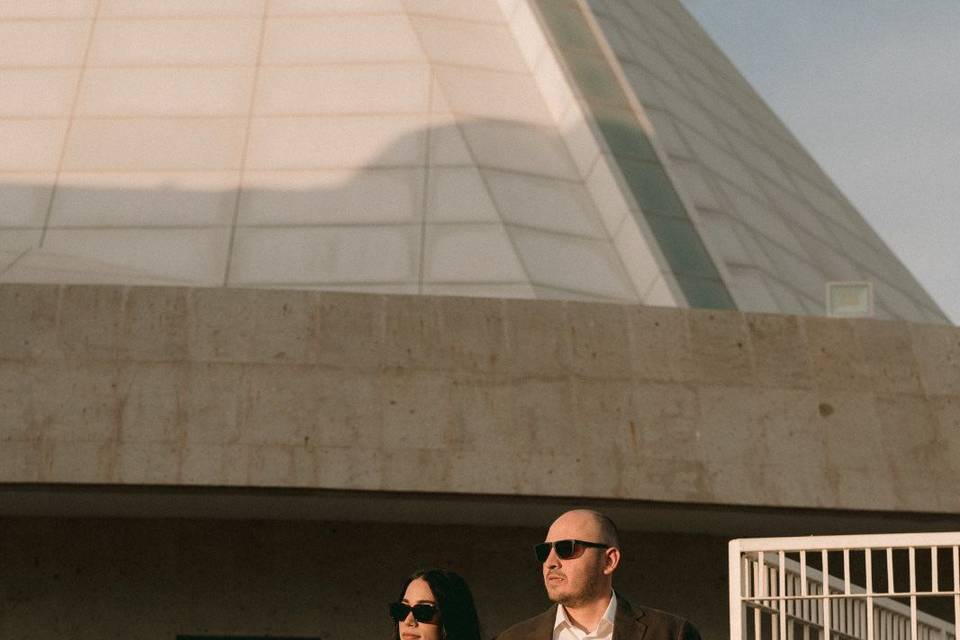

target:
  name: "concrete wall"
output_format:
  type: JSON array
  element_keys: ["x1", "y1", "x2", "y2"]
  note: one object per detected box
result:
[
  {"x1": 2, "y1": 283, "x2": 959, "y2": 513},
  {"x1": 0, "y1": 517, "x2": 728, "y2": 640}
]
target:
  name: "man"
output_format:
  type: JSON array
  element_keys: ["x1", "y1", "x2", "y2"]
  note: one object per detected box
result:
[{"x1": 497, "y1": 509, "x2": 701, "y2": 640}]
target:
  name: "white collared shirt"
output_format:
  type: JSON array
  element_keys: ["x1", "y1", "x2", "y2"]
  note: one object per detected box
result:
[{"x1": 552, "y1": 592, "x2": 617, "y2": 640}]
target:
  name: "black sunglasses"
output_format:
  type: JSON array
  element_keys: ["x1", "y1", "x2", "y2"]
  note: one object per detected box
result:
[
  {"x1": 390, "y1": 601, "x2": 441, "y2": 625},
  {"x1": 534, "y1": 539, "x2": 609, "y2": 563}
]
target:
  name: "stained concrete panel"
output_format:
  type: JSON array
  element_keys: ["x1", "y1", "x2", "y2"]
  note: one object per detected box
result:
[{"x1": 2, "y1": 283, "x2": 959, "y2": 514}]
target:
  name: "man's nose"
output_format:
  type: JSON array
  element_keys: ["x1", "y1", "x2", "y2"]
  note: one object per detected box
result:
[
  {"x1": 545, "y1": 547, "x2": 561, "y2": 568},
  {"x1": 403, "y1": 612, "x2": 417, "y2": 626}
]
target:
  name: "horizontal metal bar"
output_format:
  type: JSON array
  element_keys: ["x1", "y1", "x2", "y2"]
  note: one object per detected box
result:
[
  {"x1": 740, "y1": 592, "x2": 960, "y2": 601},
  {"x1": 730, "y1": 533, "x2": 960, "y2": 553}
]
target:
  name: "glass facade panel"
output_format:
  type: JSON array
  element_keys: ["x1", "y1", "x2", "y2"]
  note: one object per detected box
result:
[
  {"x1": 592, "y1": 106, "x2": 658, "y2": 162},
  {"x1": 644, "y1": 214, "x2": 720, "y2": 278},
  {"x1": 534, "y1": 0, "x2": 734, "y2": 309},
  {"x1": 617, "y1": 158, "x2": 685, "y2": 217},
  {"x1": 566, "y1": 53, "x2": 630, "y2": 107},
  {"x1": 675, "y1": 274, "x2": 736, "y2": 308},
  {"x1": 536, "y1": 0, "x2": 604, "y2": 55}
]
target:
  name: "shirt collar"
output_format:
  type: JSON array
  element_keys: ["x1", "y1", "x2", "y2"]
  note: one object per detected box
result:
[{"x1": 554, "y1": 592, "x2": 618, "y2": 635}]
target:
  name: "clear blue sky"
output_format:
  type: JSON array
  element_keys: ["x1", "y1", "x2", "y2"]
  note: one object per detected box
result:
[{"x1": 681, "y1": 1, "x2": 960, "y2": 323}]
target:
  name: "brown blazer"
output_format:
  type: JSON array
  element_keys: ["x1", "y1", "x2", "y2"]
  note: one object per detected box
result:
[{"x1": 495, "y1": 595, "x2": 702, "y2": 640}]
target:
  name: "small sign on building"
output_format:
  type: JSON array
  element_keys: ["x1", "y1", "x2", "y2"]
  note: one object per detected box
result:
[{"x1": 826, "y1": 281, "x2": 874, "y2": 318}]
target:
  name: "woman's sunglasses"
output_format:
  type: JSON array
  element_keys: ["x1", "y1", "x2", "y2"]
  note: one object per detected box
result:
[
  {"x1": 534, "y1": 539, "x2": 609, "y2": 563},
  {"x1": 389, "y1": 601, "x2": 441, "y2": 625}
]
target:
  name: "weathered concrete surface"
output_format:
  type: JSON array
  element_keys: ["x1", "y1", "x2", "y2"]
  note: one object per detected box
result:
[
  {"x1": 0, "y1": 517, "x2": 728, "y2": 640},
  {"x1": 1, "y1": 283, "x2": 959, "y2": 513}
]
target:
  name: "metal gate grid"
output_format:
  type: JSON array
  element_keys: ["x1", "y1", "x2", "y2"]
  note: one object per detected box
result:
[{"x1": 729, "y1": 533, "x2": 960, "y2": 640}]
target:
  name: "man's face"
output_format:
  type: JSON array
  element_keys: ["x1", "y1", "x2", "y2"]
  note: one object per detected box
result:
[{"x1": 541, "y1": 511, "x2": 610, "y2": 608}]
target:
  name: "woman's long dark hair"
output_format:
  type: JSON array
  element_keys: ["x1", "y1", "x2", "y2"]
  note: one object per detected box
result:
[{"x1": 392, "y1": 568, "x2": 482, "y2": 640}]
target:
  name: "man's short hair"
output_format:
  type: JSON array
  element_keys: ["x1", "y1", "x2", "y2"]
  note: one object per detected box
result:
[{"x1": 583, "y1": 509, "x2": 620, "y2": 548}]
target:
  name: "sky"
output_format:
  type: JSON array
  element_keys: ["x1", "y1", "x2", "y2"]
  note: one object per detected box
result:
[{"x1": 679, "y1": 1, "x2": 960, "y2": 323}]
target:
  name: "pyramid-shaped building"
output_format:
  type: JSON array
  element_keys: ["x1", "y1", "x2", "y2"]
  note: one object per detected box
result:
[
  {"x1": 3, "y1": 3, "x2": 959, "y2": 639},
  {"x1": 0, "y1": 0, "x2": 946, "y2": 322}
]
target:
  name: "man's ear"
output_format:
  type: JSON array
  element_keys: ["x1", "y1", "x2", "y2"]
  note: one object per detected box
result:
[{"x1": 603, "y1": 547, "x2": 621, "y2": 575}]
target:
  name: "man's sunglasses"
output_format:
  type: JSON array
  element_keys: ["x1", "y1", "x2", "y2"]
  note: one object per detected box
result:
[
  {"x1": 389, "y1": 601, "x2": 441, "y2": 625},
  {"x1": 534, "y1": 539, "x2": 609, "y2": 563}
]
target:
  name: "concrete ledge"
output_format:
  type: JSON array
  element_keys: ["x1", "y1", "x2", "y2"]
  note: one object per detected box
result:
[{"x1": 1, "y1": 283, "x2": 958, "y2": 513}]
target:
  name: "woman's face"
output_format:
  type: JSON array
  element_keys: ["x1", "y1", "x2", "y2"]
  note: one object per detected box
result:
[{"x1": 398, "y1": 578, "x2": 442, "y2": 640}]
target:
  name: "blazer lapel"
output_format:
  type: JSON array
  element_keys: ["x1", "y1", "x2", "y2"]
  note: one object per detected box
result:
[
  {"x1": 612, "y1": 596, "x2": 647, "y2": 640},
  {"x1": 536, "y1": 605, "x2": 559, "y2": 640}
]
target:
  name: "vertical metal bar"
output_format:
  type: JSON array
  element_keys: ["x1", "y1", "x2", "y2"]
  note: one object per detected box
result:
[
  {"x1": 952, "y1": 547, "x2": 959, "y2": 640},
  {"x1": 771, "y1": 558, "x2": 779, "y2": 640},
  {"x1": 844, "y1": 549, "x2": 852, "y2": 595},
  {"x1": 848, "y1": 598, "x2": 854, "y2": 639},
  {"x1": 910, "y1": 547, "x2": 918, "y2": 640},
  {"x1": 780, "y1": 551, "x2": 788, "y2": 640},
  {"x1": 888, "y1": 548, "x2": 895, "y2": 594},
  {"x1": 837, "y1": 597, "x2": 843, "y2": 638},
  {"x1": 932, "y1": 547, "x2": 939, "y2": 594},
  {"x1": 802, "y1": 550, "x2": 809, "y2": 597},
  {"x1": 823, "y1": 550, "x2": 832, "y2": 640},
  {"x1": 760, "y1": 551, "x2": 768, "y2": 600},
  {"x1": 755, "y1": 552, "x2": 763, "y2": 640},
  {"x1": 729, "y1": 541, "x2": 744, "y2": 640},
  {"x1": 867, "y1": 549, "x2": 876, "y2": 640},
  {"x1": 753, "y1": 553, "x2": 760, "y2": 598},
  {"x1": 854, "y1": 600, "x2": 867, "y2": 638},
  {"x1": 855, "y1": 596, "x2": 862, "y2": 639},
  {"x1": 787, "y1": 572, "x2": 794, "y2": 619}
]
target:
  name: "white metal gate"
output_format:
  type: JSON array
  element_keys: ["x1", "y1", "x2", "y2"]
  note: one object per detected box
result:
[{"x1": 730, "y1": 533, "x2": 960, "y2": 640}]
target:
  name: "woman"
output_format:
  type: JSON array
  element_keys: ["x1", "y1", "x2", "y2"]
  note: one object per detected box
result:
[{"x1": 390, "y1": 568, "x2": 482, "y2": 640}]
